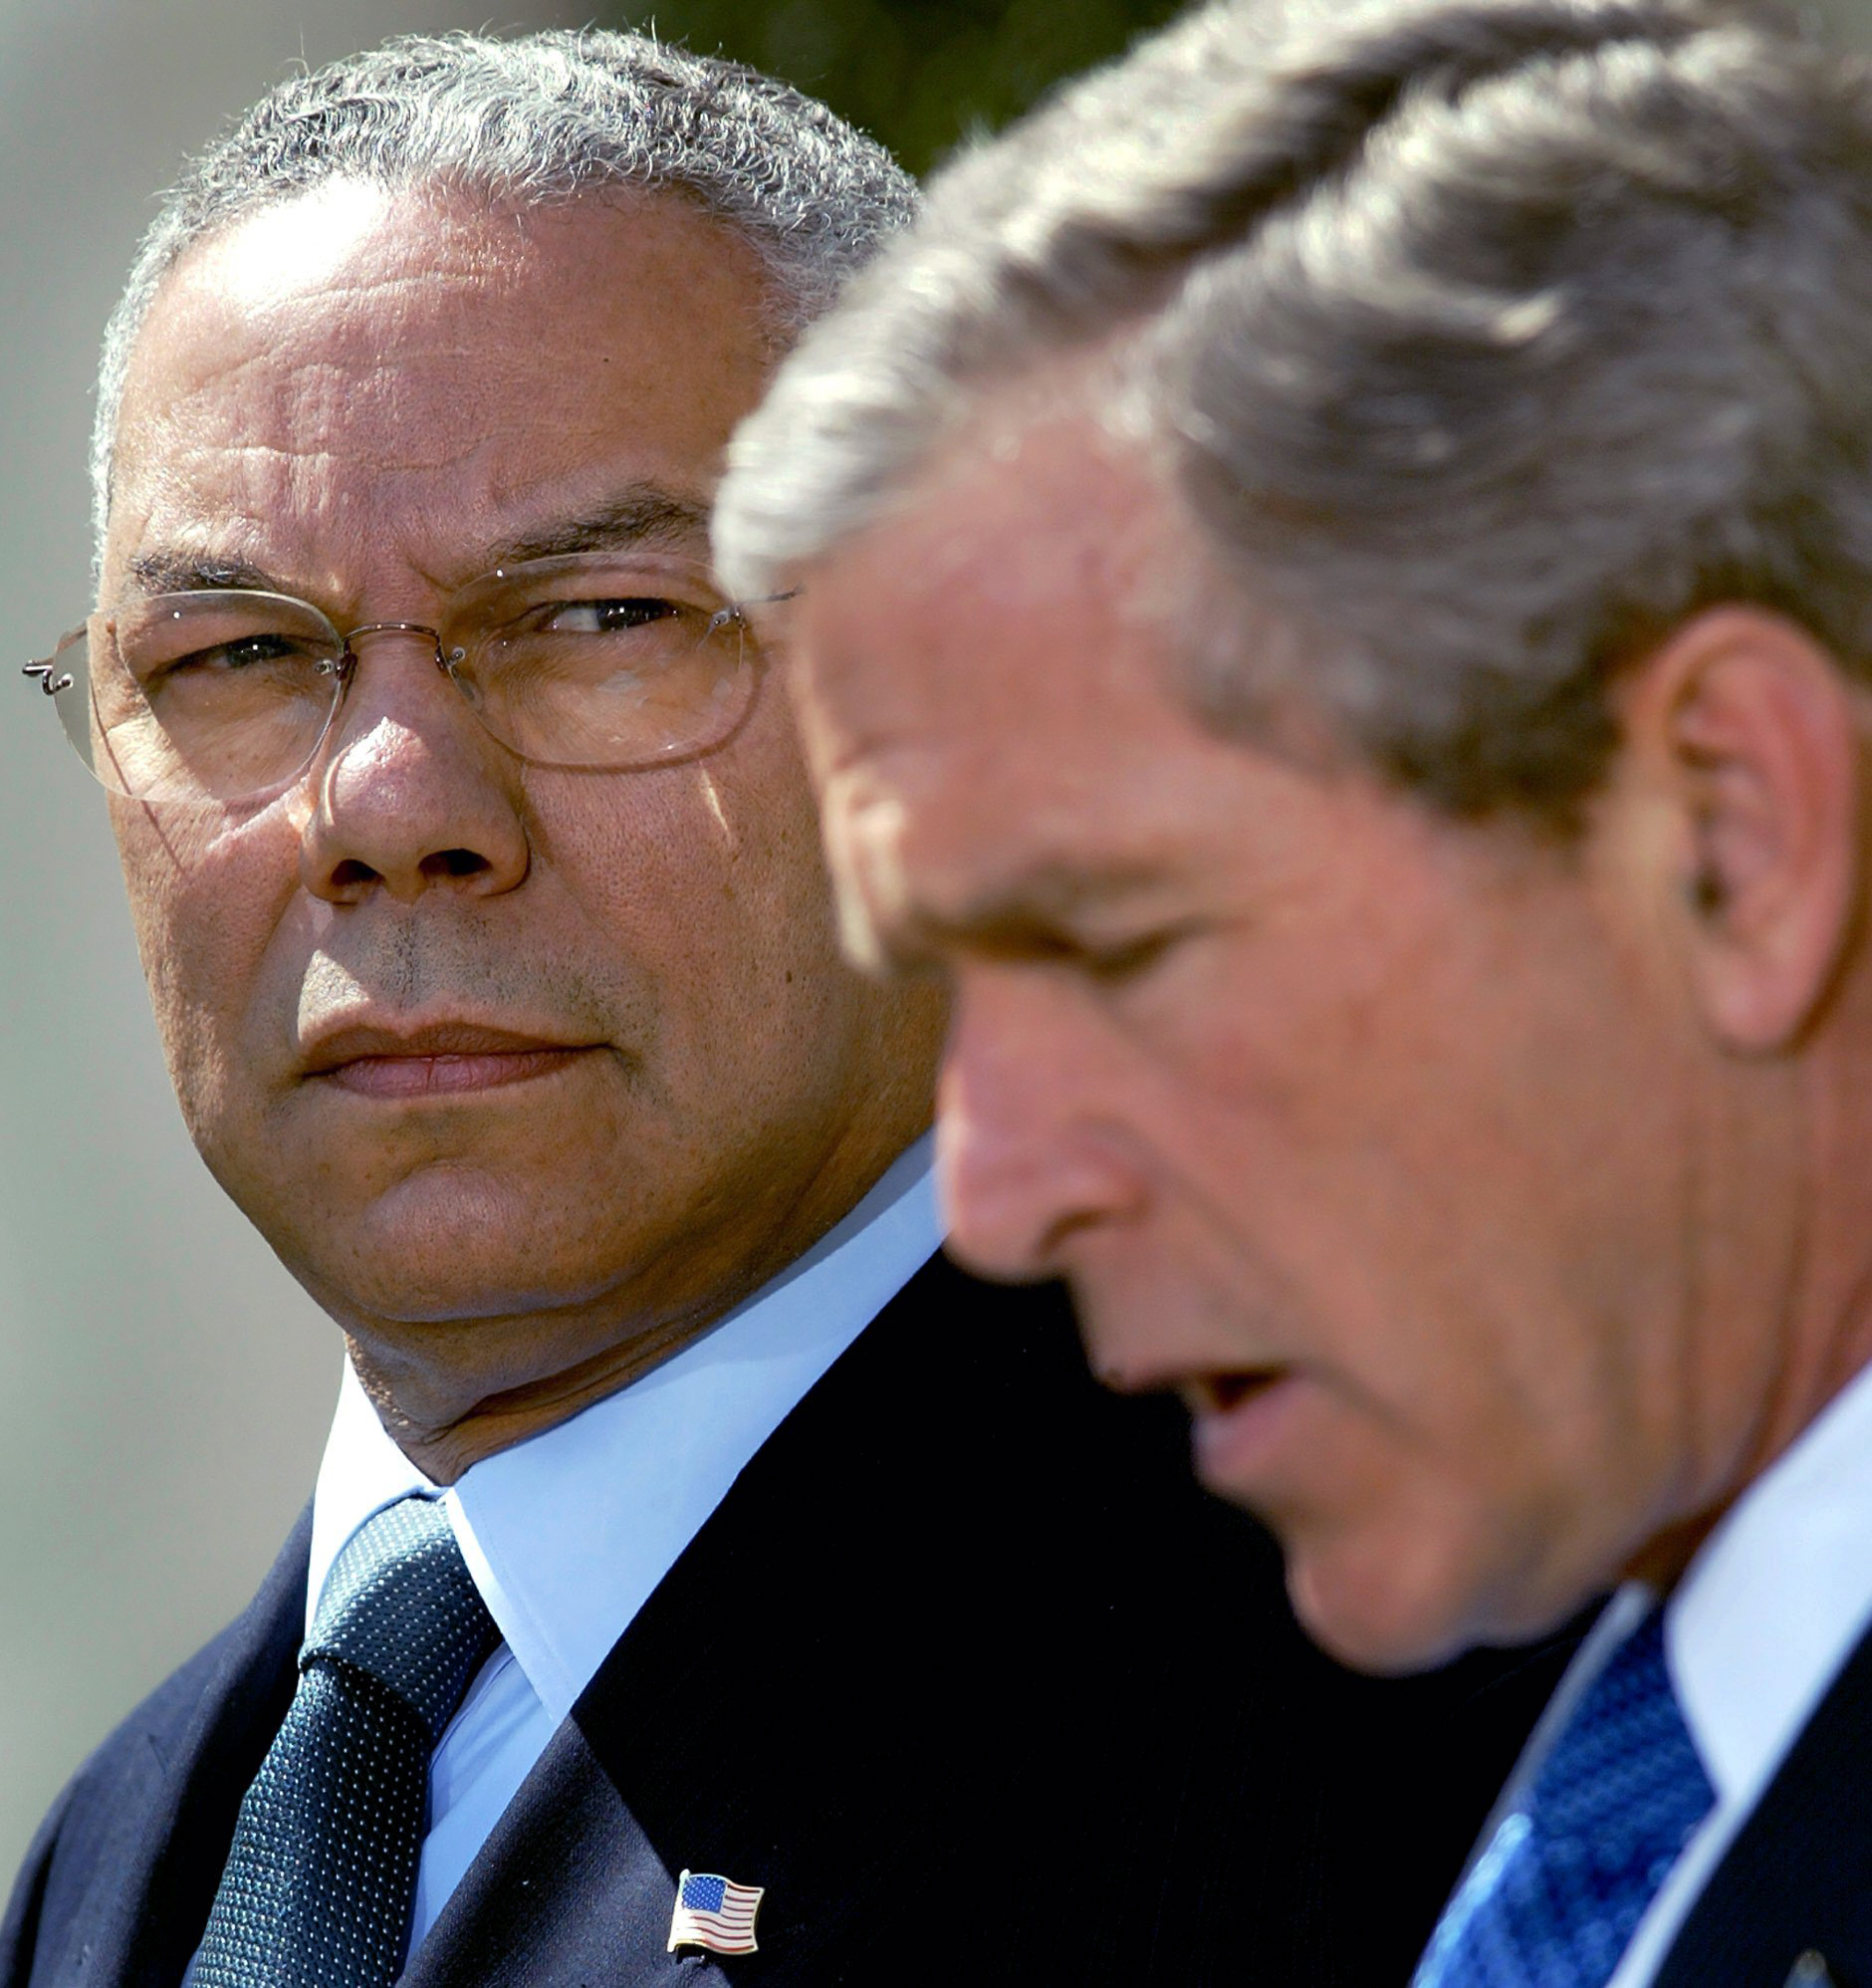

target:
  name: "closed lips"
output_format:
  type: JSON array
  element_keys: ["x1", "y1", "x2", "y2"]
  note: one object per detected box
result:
[{"x1": 300, "y1": 1022, "x2": 603, "y2": 1097}]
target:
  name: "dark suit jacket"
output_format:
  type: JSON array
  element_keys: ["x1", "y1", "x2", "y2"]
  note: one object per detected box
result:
[
  {"x1": 1653, "y1": 1616, "x2": 1872, "y2": 1988},
  {"x1": 2, "y1": 1256, "x2": 1574, "y2": 1986}
]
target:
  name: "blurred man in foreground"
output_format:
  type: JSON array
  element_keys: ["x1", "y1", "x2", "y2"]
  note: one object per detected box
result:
[
  {"x1": 718, "y1": 0, "x2": 1872, "y2": 1979},
  {"x1": 1, "y1": 25, "x2": 1568, "y2": 1988}
]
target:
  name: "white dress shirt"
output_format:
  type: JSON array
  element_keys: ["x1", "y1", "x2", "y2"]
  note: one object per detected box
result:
[
  {"x1": 294, "y1": 1135, "x2": 938, "y2": 1953},
  {"x1": 1461, "y1": 1359, "x2": 1872, "y2": 1987}
]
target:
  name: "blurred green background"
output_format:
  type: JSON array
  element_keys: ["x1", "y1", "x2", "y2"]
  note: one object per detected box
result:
[
  {"x1": 626, "y1": 0, "x2": 1872, "y2": 175},
  {"x1": 621, "y1": 0, "x2": 1179, "y2": 173}
]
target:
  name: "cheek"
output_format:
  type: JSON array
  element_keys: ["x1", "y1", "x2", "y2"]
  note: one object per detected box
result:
[
  {"x1": 1176, "y1": 1038, "x2": 1648, "y2": 1462},
  {"x1": 111, "y1": 799, "x2": 299, "y2": 1122},
  {"x1": 1133, "y1": 925, "x2": 1668, "y2": 1445},
  {"x1": 1256, "y1": 1273, "x2": 1654, "y2": 1663},
  {"x1": 536, "y1": 754, "x2": 855, "y2": 1064}
]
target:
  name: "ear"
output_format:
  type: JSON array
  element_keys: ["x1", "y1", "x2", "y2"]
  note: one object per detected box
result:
[{"x1": 1619, "y1": 606, "x2": 1867, "y2": 1052}]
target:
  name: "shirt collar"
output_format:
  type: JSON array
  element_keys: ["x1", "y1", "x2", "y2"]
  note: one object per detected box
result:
[
  {"x1": 1665, "y1": 1355, "x2": 1872, "y2": 1809},
  {"x1": 308, "y1": 1133, "x2": 940, "y2": 1722}
]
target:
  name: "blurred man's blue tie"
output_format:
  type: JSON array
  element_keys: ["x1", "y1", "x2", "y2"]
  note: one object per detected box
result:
[
  {"x1": 1413, "y1": 1608, "x2": 1715, "y2": 1988},
  {"x1": 193, "y1": 1496, "x2": 498, "y2": 1988}
]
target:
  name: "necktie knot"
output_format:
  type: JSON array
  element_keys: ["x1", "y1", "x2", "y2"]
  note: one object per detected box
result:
[
  {"x1": 1518, "y1": 1608, "x2": 1712, "y2": 1866},
  {"x1": 303, "y1": 1496, "x2": 496, "y2": 1736},
  {"x1": 194, "y1": 1495, "x2": 500, "y2": 1988}
]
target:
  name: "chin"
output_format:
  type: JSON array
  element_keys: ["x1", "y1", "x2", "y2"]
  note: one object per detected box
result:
[
  {"x1": 282, "y1": 1177, "x2": 620, "y2": 1329},
  {"x1": 1283, "y1": 1523, "x2": 1506, "y2": 1677},
  {"x1": 1289, "y1": 1508, "x2": 1604, "y2": 1675},
  {"x1": 296, "y1": 1252, "x2": 576, "y2": 1334}
]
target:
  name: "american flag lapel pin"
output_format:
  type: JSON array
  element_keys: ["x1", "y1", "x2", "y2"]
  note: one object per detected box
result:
[{"x1": 667, "y1": 1867, "x2": 764, "y2": 1956}]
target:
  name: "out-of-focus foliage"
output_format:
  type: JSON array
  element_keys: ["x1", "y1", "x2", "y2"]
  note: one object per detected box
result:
[
  {"x1": 615, "y1": 0, "x2": 1872, "y2": 182},
  {"x1": 616, "y1": 0, "x2": 1184, "y2": 175}
]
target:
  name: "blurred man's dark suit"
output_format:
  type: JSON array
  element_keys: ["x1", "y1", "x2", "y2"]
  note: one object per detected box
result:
[
  {"x1": 1646, "y1": 1620, "x2": 1872, "y2": 1985},
  {"x1": 2, "y1": 1258, "x2": 1574, "y2": 1986}
]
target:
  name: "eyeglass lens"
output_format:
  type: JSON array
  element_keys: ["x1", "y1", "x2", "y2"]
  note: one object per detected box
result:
[{"x1": 34, "y1": 553, "x2": 759, "y2": 804}]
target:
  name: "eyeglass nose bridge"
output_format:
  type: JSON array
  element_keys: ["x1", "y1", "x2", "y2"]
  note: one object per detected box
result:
[
  {"x1": 311, "y1": 621, "x2": 480, "y2": 766},
  {"x1": 339, "y1": 621, "x2": 470, "y2": 672},
  {"x1": 324, "y1": 620, "x2": 475, "y2": 710}
]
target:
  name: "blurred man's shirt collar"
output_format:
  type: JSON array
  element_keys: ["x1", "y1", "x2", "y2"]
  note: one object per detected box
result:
[{"x1": 1472, "y1": 1357, "x2": 1872, "y2": 1988}]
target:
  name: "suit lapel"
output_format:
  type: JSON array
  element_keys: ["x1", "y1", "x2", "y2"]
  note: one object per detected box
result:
[
  {"x1": 1654, "y1": 1615, "x2": 1872, "y2": 1988},
  {"x1": 414, "y1": 1258, "x2": 1115, "y2": 1982},
  {"x1": 25, "y1": 1507, "x2": 306, "y2": 1988},
  {"x1": 557, "y1": 1258, "x2": 1143, "y2": 1979},
  {"x1": 412, "y1": 1255, "x2": 986, "y2": 1982},
  {"x1": 403, "y1": 1716, "x2": 729, "y2": 1988}
]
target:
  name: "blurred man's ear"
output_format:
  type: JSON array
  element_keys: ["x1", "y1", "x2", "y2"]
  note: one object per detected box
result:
[{"x1": 1617, "y1": 606, "x2": 1868, "y2": 1052}]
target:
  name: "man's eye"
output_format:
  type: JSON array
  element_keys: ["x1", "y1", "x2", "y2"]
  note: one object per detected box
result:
[
  {"x1": 184, "y1": 634, "x2": 301, "y2": 670},
  {"x1": 161, "y1": 633, "x2": 325, "y2": 677},
  {"x1": 540, "y1": 597, "x2": 679, "y2": 634},
  {"x1": 1079, "y1": 931, "x2": 1179, "y2": 985},
  {"x1": 1004, "y1": 927, "x2": 1184, "y2": 986}
]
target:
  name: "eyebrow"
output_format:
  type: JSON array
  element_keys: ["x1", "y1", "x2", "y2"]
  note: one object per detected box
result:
[
  {"x1": 122, "y1": 484, "x2": 716, "y2": 602},
  {"x1": 480, "y1": 489, "x2": 713, "y2": 569},
  {"x1": 126, "y1": 552, "x2": 289, "y2": 597}
]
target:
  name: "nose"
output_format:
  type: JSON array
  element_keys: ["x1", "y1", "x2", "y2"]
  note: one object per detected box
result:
[
  {"x1": 937, "y1": 967, "x2": 1146, "y2": 1284},
  {"x1": 299, "y1": 628, "x2": 531, "y2": 904}
]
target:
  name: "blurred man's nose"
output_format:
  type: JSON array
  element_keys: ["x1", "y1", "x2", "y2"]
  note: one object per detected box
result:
[{"x1": 936, "y1": 967, "x2": 1145, "y2": 1285}]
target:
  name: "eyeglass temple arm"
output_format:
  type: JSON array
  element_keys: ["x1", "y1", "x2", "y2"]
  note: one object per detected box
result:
[
  {"x1": 24, "y1": 659, "x2": 74, "y2": 697},
  {"x1": 24, "y1": 626, "x2": 84, "y2": 697}
]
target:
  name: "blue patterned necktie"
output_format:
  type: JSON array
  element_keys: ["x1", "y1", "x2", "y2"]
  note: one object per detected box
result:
[
  {"x1": 193, "y1": 1496, "x2": 499, "y2": 1988},
  {"x1": 1413, "y1": 1608, "x2": 1716, "y2": 1988}
]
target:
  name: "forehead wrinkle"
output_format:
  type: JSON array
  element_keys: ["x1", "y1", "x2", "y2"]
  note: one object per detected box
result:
[
  {"x1": 143, "y1": 338, "x2": 518, "y2": 494},
  {"x1": 186, "y1": 255, "x2": 513, "y2": 357},
  {"x1": 112, "y1": 190, "x2": 773, "y2": 613},
  {"x1": 113, "y1": 353, "x2": 338, "y2": 510}
]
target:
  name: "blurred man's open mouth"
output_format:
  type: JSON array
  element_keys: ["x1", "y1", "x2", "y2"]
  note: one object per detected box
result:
[{"x1": 1184, "y1": 1367, "x2": 1305, "y2": 1488}]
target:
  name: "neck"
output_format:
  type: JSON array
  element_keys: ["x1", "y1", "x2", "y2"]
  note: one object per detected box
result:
[
  {"x1": 1627, "y1": 1047, "x2": 1872, "y2": 1597},
  {"x1": 347, "y1": 1299, "x2": 747, "y2": 1483},
  {"x1": 332, "y1": 1124, "x2": 935, "y2": 1482}
]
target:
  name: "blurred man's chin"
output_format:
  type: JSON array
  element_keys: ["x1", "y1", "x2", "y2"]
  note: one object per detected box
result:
[{"x1": 1284, "y1": 1523, "x2": 1515, "y2": 1677}]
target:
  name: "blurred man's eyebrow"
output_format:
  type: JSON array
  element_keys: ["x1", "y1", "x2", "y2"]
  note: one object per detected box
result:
[{"x1": 892, "y1": 859, "x2": 1171, "y2": 958}]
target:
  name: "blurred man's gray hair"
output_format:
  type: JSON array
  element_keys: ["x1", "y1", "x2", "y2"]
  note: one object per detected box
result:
[
  {"x1": 715, "y1": 0, "x2": 1872, "y2": 824},
  {"x1": 94, "y1": 27, "x2": 913, "y2": 551}
]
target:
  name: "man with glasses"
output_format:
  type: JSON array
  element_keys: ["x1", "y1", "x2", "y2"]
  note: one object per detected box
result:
[{"x1": 1, "y1": 27, "x2": 1567, "y2": 1988}]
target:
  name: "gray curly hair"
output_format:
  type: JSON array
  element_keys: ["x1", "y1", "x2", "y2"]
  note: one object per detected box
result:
[
  {"x1": 93, "y1": 26, "x2": 914, "y2": 552},
  {"x1": 715, "y1": 0, "x2": 1872, "y2": 824}
]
